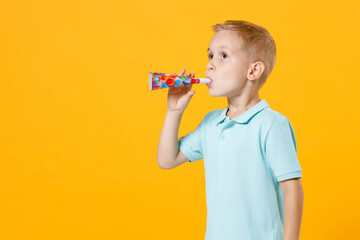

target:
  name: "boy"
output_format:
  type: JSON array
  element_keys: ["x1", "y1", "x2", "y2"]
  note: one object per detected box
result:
[{"x1": 157, "y1": 20, "x2": 304, "y2": 240}]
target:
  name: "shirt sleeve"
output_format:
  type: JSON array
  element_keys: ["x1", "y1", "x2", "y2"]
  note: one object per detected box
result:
[
  {"x1": 265, "y1": 116, "x2": 302, "y2": 182},
  {"x1": 178, "y1": 120, "x2": 204, "y2": 163}
]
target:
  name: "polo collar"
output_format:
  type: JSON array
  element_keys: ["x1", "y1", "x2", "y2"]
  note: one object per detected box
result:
[{"x1": 216, "y1": 99, "x2": 270, "y2": 125}]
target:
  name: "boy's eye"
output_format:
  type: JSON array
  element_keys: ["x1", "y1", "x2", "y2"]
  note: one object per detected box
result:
[{"x1": 208, "y1": 53, "x2": 228, "y2": 59}]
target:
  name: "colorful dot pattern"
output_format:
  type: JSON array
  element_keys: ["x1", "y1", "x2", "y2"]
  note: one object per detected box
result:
[{"x1": 150, "y1": 72, "x2": 200, "y2": 90}]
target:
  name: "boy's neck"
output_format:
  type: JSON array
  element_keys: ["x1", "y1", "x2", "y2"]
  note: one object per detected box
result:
[{"x1": 226, "y1": 93, "x2": 261, "y2": 120}]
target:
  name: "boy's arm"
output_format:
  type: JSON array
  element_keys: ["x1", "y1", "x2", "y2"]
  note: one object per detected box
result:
[
  {"x1": 157, "y1": 69, "x2": 196, "y2": 169},
  {"x1": 157, "y1": 110, "x2": 189, "y2": 169},
  {"x1": 280, "y1": 178, "x2": 304, "y2": 240}
]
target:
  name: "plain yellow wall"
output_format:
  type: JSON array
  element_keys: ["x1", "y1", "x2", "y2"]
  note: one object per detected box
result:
[{"x1": 1, "y1": 0, "x2": 359, "y2": 239}]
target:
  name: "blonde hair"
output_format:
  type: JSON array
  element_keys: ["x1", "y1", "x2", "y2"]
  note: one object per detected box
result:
[{"x1": 210, "y1": 20, "x2": 276, "y2": 88}]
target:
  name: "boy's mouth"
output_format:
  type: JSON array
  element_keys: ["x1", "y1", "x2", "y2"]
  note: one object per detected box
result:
[{"x1": 206, "y1": 76, "x2": 213, "y2": 87}]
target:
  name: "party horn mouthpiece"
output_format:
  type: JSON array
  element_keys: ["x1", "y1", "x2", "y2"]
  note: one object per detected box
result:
[{"x1": 149, "y1": 72, "x2": 210, "y2": 90}]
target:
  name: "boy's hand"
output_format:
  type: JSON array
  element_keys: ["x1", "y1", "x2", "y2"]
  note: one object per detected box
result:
[{"x1": 167, "y1": 68, "x2": 196, "y2": 113}]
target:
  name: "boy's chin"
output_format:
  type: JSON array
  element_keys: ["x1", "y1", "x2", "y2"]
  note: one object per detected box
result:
[
  {"x1": 208, "y1": 91, "x2": 225, "y2": 97},
  {"x1": 208, "y1": 88, "x2": 229, "y2": 97}
]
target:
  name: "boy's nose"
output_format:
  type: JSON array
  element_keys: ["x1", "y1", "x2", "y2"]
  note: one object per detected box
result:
[{"x1": 207, "y1": 61, "x2": 215, "y2": 71}]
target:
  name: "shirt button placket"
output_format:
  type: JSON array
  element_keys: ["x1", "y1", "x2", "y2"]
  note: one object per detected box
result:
[
  {"x1": 218, "y1": 118, "x2": 230, "y2": 154},
  {"x1": 218, "y1": 128, "x2": 227, "y2": 153}
]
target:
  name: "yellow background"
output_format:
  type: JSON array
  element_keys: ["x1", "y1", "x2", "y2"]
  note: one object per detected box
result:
[{"x1": 1, "y1": 0, "x2": 359, "y2": 239}]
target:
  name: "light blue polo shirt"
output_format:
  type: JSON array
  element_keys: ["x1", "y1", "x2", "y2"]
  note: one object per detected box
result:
[{"x1": 178, "y1": 99, "x2": 302, "y2": 240}]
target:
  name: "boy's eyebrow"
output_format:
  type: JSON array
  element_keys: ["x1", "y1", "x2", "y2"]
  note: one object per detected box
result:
[{"x1": 207, "y1": 45, "x2": 230, "y2": 52}]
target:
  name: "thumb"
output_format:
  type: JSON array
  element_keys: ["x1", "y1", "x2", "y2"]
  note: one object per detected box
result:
[{"x1": 188, "y1": 90, "x2": 195, "y2": 97}]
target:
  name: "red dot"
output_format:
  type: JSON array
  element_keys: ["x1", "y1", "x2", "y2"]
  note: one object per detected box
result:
[{"x1": 166, "y1": 78, "x2": 175, "y2": 87}]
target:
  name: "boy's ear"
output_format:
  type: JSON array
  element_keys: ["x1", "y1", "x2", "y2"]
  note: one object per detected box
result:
[{"x1": 247, "y1": 61, "x2": 265, "y2": 81}]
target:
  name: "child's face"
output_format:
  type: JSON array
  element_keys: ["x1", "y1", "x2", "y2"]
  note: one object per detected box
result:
[{"x1": 206, "y1": 30, "x2": 252, "y2": 97}]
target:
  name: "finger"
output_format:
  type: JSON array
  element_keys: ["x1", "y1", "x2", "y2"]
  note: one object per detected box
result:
[
  {"x1": 179, "y1": 68, "x2": 186, "y2": 76},
  {"x1": 187, "y1": 90, "x2": 195, "y2": 98}
]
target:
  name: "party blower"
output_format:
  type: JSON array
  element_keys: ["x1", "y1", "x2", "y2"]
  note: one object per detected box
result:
[{"x1": 149, "y1": 72, "x2": 211, "y2": 91}]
